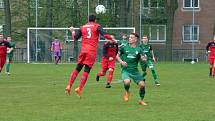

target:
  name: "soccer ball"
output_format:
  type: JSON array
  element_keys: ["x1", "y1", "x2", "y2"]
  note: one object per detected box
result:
[{"x1": 95, "y1": 5, "x2": 106, "y2": 14}]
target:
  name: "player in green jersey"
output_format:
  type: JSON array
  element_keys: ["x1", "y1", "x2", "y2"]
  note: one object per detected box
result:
[
  {"x1": 118, "y1": 33, "x2": 128, "y2": 48},
  {"x1": 116, "y1": 33, "x2": 147, "y2": 105},
  {"x1": 139, "y1": 35, "x2": 160, "y2": 86},
  {"x1": 5, "y1": 36, "x2": 16, "y2": 75}
]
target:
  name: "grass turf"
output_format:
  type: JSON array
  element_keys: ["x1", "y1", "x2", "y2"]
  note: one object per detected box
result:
[{"x1": 0, "y1": 62, "x2": 215, "y2": 121}]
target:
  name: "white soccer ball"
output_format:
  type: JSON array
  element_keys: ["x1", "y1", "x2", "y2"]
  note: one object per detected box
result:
[{"x1": 95, "y1": 5, "x2": 106, "y2": 14}]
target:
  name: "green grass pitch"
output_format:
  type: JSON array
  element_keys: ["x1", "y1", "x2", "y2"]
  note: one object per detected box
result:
[{"x1": 0, "y1": 63, "x2": 215, "y2": 121}]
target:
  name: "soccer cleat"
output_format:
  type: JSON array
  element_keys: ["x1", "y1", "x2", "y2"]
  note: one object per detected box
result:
[
  {"x1": 65, "y1": 85, "x2": 71, "y2": 96},
  {"x1": 75, "y1": 87, "x2": 82, "y2": 98},
  {"x1": 123, "y1": 92, "x2": 130, "y2": 102},
  {"x1": 155, "y1": 81, "x2": 161, "y2": 86},
  {"x1": 105, "y1": 83, "x2": 111, "y2": 88},
  {"x1": 96, "y1": 75, "x2": 100, "y2": 82},
  {"x1": 5, "y1": 72, "x2": 10, "y2": 75},
  {"x1": 138, "y1": 100, "x2": 147, "y2": 106}
]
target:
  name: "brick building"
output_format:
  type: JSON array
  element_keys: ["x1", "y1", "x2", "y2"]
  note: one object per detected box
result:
[{"x1": 172, "y1": 0, "x2": 215, "y2": 61}]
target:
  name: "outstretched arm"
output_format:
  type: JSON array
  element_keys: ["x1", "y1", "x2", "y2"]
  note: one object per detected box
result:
[
  {"x1": 97, "y1": 26, "x2": 115, "y2": 41},
  {"x1": 69, "y1": 26, "x2": 82, "y2": 41}
]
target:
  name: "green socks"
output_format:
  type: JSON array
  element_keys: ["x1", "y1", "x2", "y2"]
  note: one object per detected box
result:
[{"x1": 6, "y1": 63, "x2": 10, "y2": 72}]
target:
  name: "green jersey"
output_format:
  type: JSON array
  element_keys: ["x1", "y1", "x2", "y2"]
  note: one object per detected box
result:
[
  {"x1": 118, "y1": 39, "x2": 128, "y2": 48},
  {"x1": 7, "y1": 42, "x2": 16, "y2": 57},
  {"x1": 139, "y1": 43, "x2": 153, "y2": 60},
  {"x1": 120, "y1": 45, "x2": 143, "y2": 73}
]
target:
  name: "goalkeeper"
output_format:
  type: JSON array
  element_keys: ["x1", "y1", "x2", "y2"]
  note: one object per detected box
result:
[{"x1": 139, "y1": 35, "x2": 160, "y2": 86}]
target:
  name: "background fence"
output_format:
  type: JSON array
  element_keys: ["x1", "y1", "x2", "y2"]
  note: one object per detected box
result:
[{"x1": 13, "y1": 48, "x2": 207, "y2": 63}]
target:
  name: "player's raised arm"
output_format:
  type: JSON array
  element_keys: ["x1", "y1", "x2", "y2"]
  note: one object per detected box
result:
[
  {"x1": 69, "y1": 26, "x2": 82, "y2": 41},
  {"x1": 97, "y1": 26, "x2": 114, "y2": 41}
]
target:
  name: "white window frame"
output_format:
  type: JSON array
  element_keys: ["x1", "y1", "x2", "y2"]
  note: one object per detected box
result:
[
  {"x1": 182, "y1": 25, "x2": 199, "y2": 42},
  {"x1": 149, "y1": 25, "x2": 166, "y2": 42},
  {"x1": 143, "y1": 0, "x2": 165, "y2": 14},
  {"x1": 183, "y1": 0, "x2": 200, "y2": 9},
  {"x1": 29, "y1": 0, "x2": 43, "y2": 9},
  {"x1": 0, "y1": 0, "x2": 4, "y2": 9}
]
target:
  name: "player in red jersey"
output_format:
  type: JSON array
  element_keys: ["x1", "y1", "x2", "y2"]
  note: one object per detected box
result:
[
  {"x1": 65, "y1": 14, "x2": 114, "y2": 97},
  {"x1": 206, "y1": 35, "x2": 215, "y2": 77},
  {"x1": 0, "y1": 34, "x2": 12, "y2": 73},
  {"x1": 96, "y1": 35, "x2": 118, "y2": 88}
]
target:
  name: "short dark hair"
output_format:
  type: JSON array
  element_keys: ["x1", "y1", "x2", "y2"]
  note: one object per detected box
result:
[
  {"x1": 130, "y1": 32, "x2": 139, "y2": 38},
  {"x1": 89, "y1": 14, "x2": 96, "y2": 22}
]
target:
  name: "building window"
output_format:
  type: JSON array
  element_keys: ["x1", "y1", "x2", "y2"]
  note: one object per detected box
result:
[
  {"x1": 183, "y1": 0, "x2": 199, "y2": 8},
  {"x1": 29, "y1": 0, "x2": 43, "y2": 9},
  {"x1": 183, "y1": 25, "x2": 199, "y2": 42},
  {"x1": 0, "y1": 0, "x2": 4, "y2": 9},
  {"x1": 143, "y1": 25, "x2": 166, "y2": 42},
  {"x1": 142, "y1": 0, "x2": 165, "y2": 19},
  {"x1": 143, "y1": 0, "x2": 165, "y2": 8}
]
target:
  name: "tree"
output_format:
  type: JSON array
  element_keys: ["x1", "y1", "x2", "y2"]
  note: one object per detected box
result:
[
  {"x1": 165, "y1": 0, "x2": 178, "y2": 61},
  {"x1": 119, "y1": 0, "x2": 130, "y2": 27},
  {"x1": 3, "y1": 0, "x2": 11, "y2": 36}
]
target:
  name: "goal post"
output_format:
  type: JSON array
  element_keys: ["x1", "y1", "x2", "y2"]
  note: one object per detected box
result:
[{"x1": 27, "y1": 27, "x2": 135, "y2": 64}]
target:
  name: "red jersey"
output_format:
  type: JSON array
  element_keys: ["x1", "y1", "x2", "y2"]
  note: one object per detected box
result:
[
  {"x1": 80, "y1": 22, "x2": 100, "y2": 53},
  {"x1": 0, "y1": 40, "x2": 11, "y2": 56},
  {"x1": 102, "y1": 41, "x2": 118, "y2": 59},
  {"x1": 206, "y1": 41, "x2": 215, "y2": 58},
  {"x1": 73, "y1": 22, "x2": 113, "y2": 54}
]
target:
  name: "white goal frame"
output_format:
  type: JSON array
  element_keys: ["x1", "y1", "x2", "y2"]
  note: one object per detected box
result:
[{"x1": 27, "y1": 27, "x2": 135, "y2": 63}]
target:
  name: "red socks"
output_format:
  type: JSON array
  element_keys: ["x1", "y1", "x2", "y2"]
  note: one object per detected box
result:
[
  {"x1": 79, "y1": 71, "x2": 89, "y2": 90},
  {"x1": 107, "y1": 70, "x2": 114, "y2": 83},
  {"x1": 68, "y1": 69, "x2": 79, "y2": 86}
]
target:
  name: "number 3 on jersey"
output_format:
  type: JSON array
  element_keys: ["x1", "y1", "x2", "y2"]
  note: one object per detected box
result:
[{"x1": 87, "y1": 28, "x2": 91, "y2": 38}]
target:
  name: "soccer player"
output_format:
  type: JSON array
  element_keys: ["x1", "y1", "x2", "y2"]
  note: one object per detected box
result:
[
  {"x1": 96, "y1": 35, "x2": 118, "y2": 88},
  {"x1": 206, "y1": 35, "x2": 215, "y2": 77},
  {"x1": 139, "y1": 35, "x2": 160, "y2": 86},
  {"x1": 65, "y1": 14, "x2": 114, "y2": 97},
  {"x1": 5, "y1": 36, "x2": 16, "y2": 75},
  {"x1": 0, "y1": 34, "x2": 12, "y2": 73},
  {"x1": 51, "y1": 37, "x2": 62, "y2": 65},
  {"x1": 116, "y1": 33, "x2": 147, "y2": 105},
  {"x1": 118, "y1": 33, "x2": 128, "y2": 48}
]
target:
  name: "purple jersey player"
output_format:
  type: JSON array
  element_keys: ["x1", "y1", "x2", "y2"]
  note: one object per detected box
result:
[{"x1": 51, "y1": 37, "x2": 62, "y2": 64}]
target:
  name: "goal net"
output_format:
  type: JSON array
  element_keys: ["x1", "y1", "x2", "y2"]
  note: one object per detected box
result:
[{"x1": 27, "y1": 27, "x2": 135, "y2": 64}]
